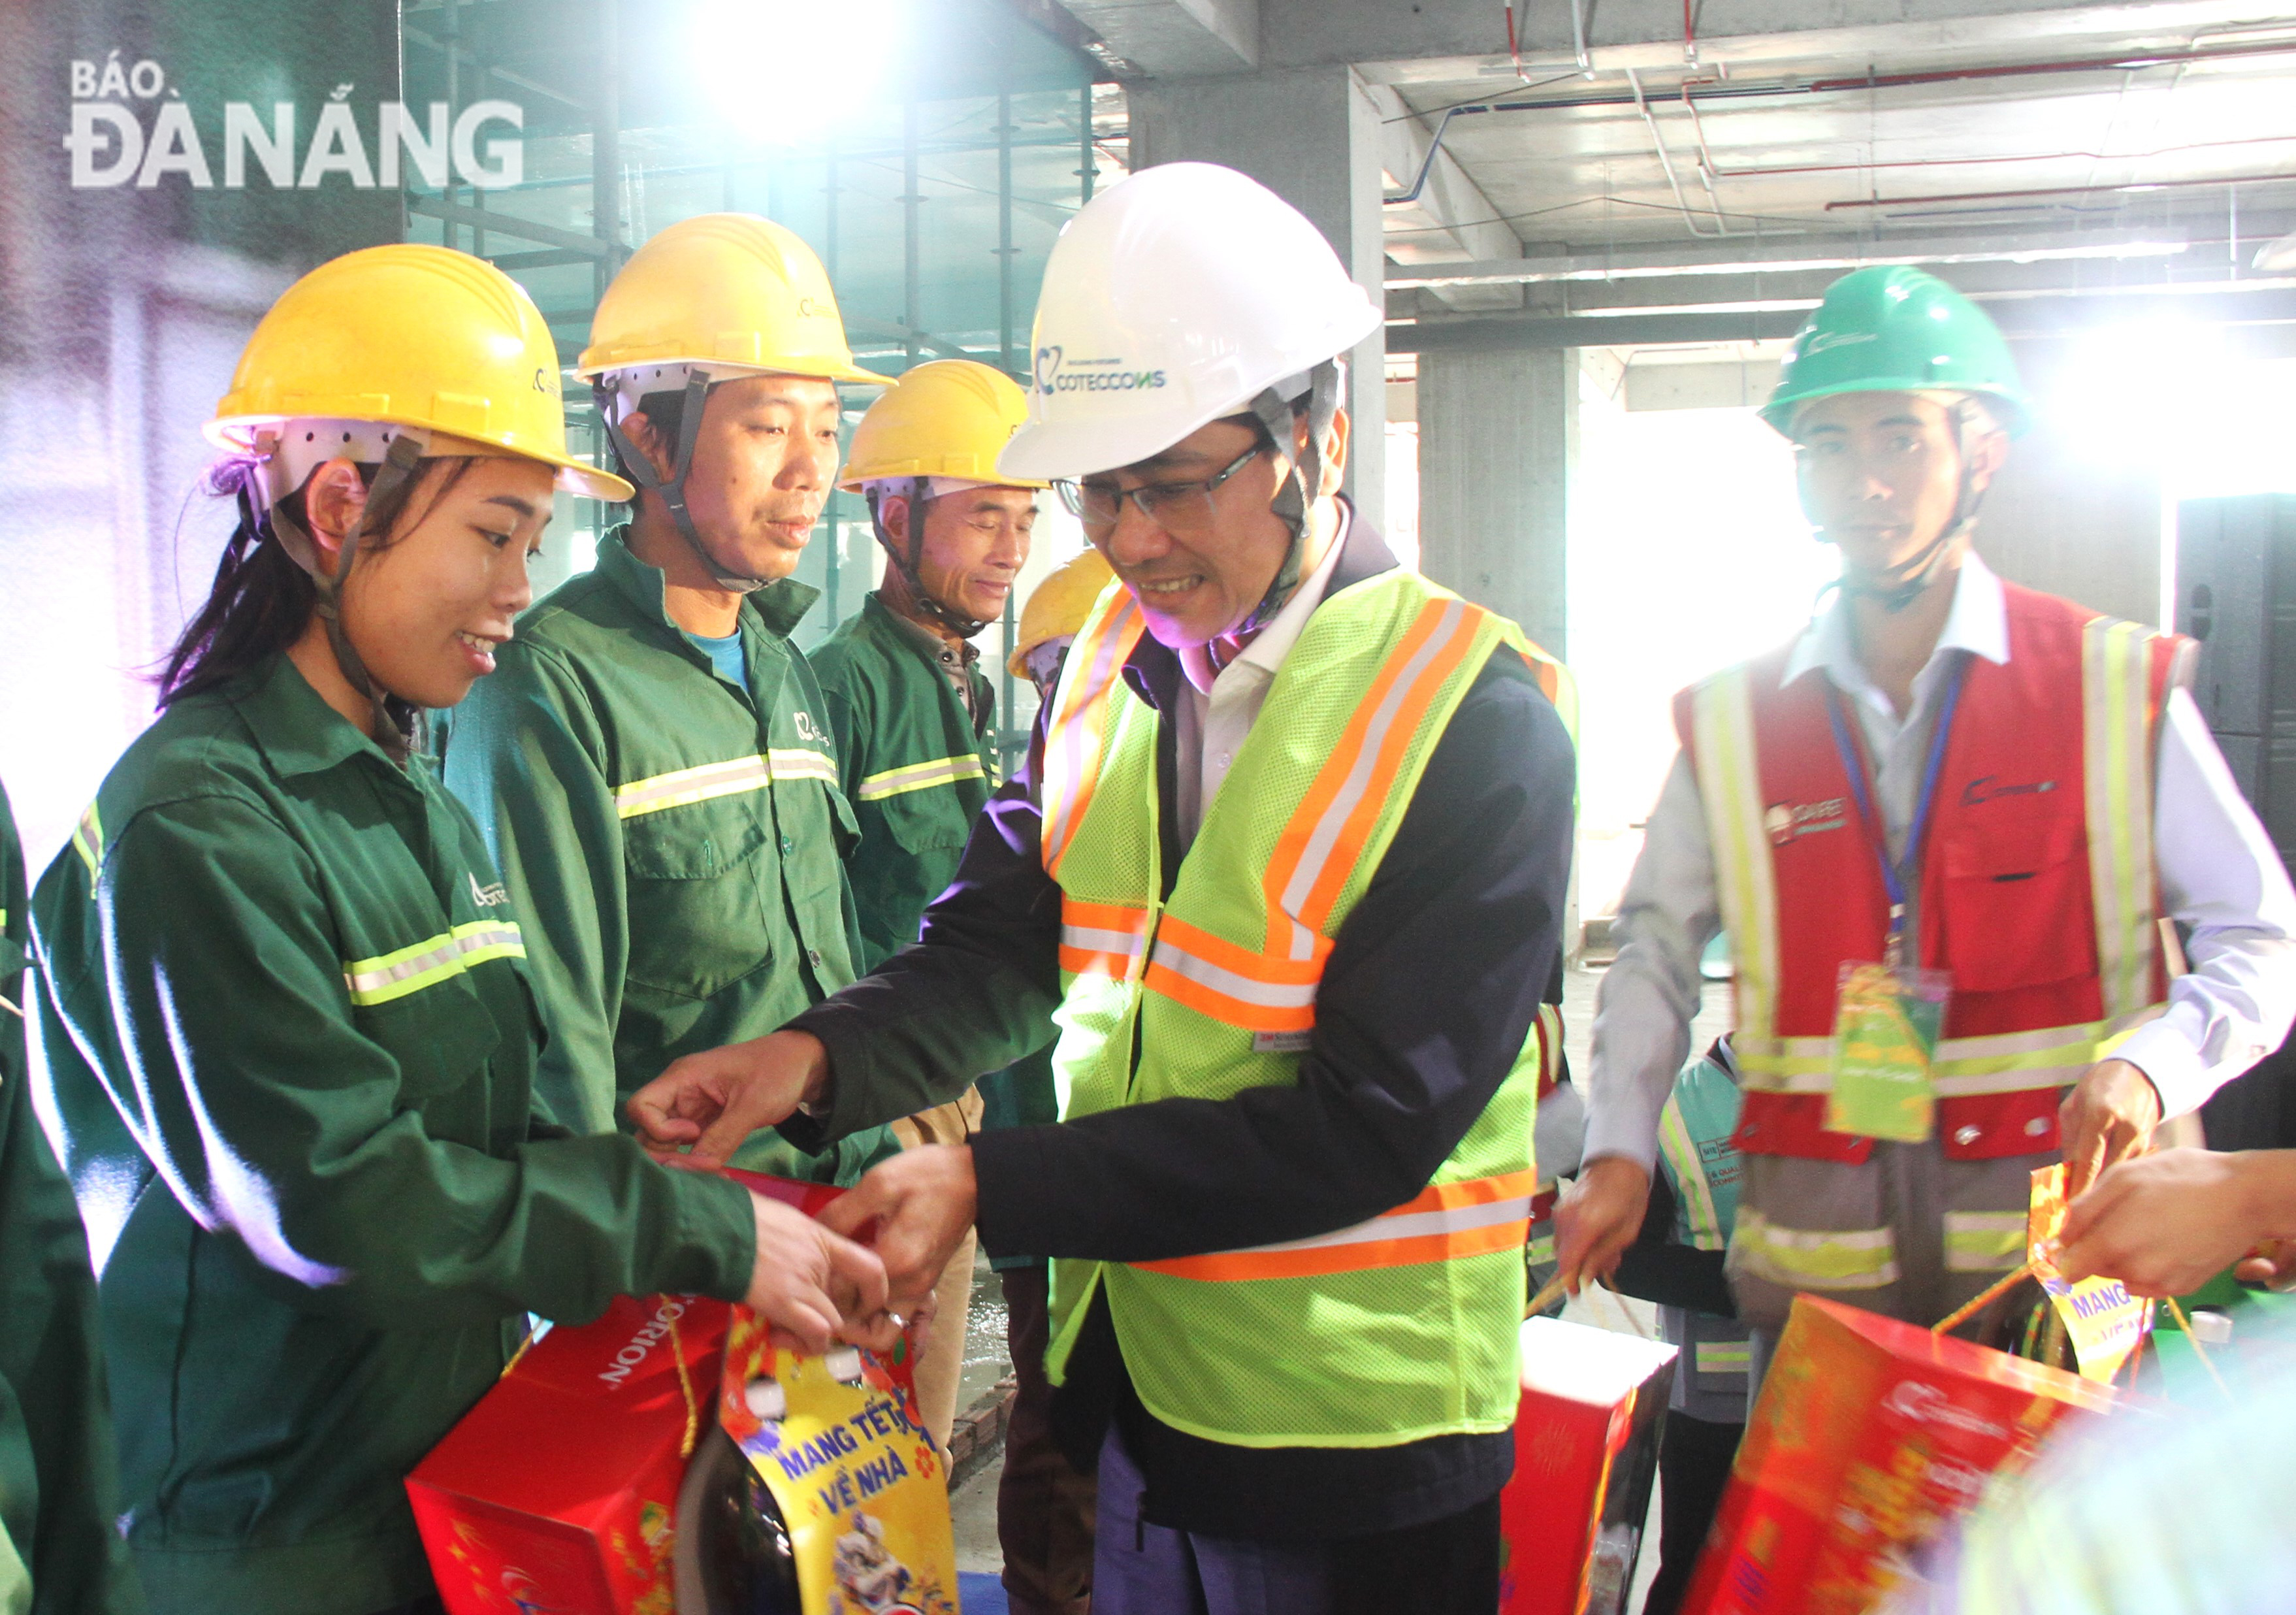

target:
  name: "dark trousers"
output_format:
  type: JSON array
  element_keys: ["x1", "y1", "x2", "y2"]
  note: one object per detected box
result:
[
  {"x1": 1094, "y1": 1427, "x2": 1501, "y2": 1615},
  {"x1": 1000, "y1": 1265, "x2": 1099, "y2": 1615},
  {"x1": 1642, "y1": 1413, "x2": 1745, "y2": 1615}
]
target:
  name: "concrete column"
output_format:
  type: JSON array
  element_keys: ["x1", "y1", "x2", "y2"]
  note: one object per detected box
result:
[
  {"x1": 1416, "y1": 346, "x2": 1576, "y2": 660},
  {"x1": 1127, "y1": 65, "x2": 1386, "y2": 527}
]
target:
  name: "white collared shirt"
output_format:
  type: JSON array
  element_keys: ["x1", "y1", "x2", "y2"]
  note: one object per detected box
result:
[
  {"x1": 1584, "y1": 553, "x2": 2296, "y2": 1169},
  {"x1": 1169, "y1": 506, "x2": 1353, "y2": 849}
]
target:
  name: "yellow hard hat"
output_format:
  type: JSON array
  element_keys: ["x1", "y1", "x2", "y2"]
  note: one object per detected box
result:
[
  {"x1": 1009, "y1": 547, "x2": 1118, "y2": 678},
  {"x1": 206, "y1": 243, "x2": 633, "y2": 502},
  {"x1": 839, "y1": 359, "x2": 1048, "y2": 491},
  {"x1": 577, "y1": 213, "x2": 890, "y2": 387}
]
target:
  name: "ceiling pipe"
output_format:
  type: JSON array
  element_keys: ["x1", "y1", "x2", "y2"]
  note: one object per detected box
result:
[
  {"x1": 1626, "y1": 67, "x2": 1724, "y2": 237},
  {"x1": 1706, "y1": 131, "x2": 2296, "y2": 183},
  {"x1": 1385, "y1": 105, "x2": 1463, "y2": 206},
  {"x1": 1386, "y1": 235, "x2": 2191, "y2": 289},
  {"x1": 1419, "y1": 37, "x2": 2296, "y2": 118},
  {"x1": 1826, "y1": 173, "x2": 2294, "y2": 211}
]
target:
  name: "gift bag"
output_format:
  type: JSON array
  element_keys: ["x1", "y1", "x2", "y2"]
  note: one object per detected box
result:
[
  {"x1": 408, "y1": 1169, "x2": 901, "y2": 1615},
  {"x1": 1681, "y1": 1296, "x2": 2126, "y2": 1615},
  {"x1": 1500, "y1": 1314, "x2": 1679, "y2": 1615}
]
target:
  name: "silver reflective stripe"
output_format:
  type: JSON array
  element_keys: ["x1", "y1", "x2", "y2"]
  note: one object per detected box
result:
[
  {"x1": 1061, "y1": 924, "x2": 1144, "y2": 960},
  {"x1": 1692, "y1": 668, "x2": 1782, "y2": 1050},
  {"x1": 1734, "y1": 1211, "x2": 1900, "y2": 1291},
  {"x1": 615, "y1": 749, "x2": 839, "y2": 819},
  {"x1": 1197, "y1": 1194, "x2": 1534, "y2": 1260},
  {"x1": 1660, "y1": 1096, "x2": 1728, "y2": 1251},
  {"x1": 616, "y1": 755, "x2": 771, "y2": 818},
  {"x1": 1273, "y1": 598, "x2": 1470, "y2": 963},
  {"x1": 72, "y1": 802, "x2": 104, "y2": 877},
  {"x1": 766, "y1": 748, "x2": 840, "y2": 787},
  {"x1": 1041, "y1": 593, "x2": 1138, "y2": 868},
  {"x1": 344, "y1": 921, "x2": 526, "y2": 1007},
  {"x1": 1945, "y1": 1210, "x2": 2029, "y2": 1273},
  {"x1": 1145, "y1": 937, "x2": 1318, "y2": 1010},
  {"x1": 2082, "y1": 617, "x2": 2163, "y2": 1022},
  {"x1": 1740, "y1": 1015, "x2": 2164, "y2": 1098},
  {"x1": 857, "y1": 754, "x2": 987, "y2": 802}
]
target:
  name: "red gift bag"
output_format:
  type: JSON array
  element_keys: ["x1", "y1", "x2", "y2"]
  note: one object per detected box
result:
[{"x1": 1681, "y1": 1296, "x2": 2128, "y2": 1615}]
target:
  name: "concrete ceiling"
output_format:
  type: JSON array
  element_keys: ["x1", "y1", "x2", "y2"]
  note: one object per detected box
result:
[{"x1": 1046, "y1": 0, "x2": 2296, "y2": 344}]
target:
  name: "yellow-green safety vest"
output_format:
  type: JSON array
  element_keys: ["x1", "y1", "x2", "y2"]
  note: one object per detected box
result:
[{"x1": 1037, "y1": 567, "x2": 1564, "y2": 1449}]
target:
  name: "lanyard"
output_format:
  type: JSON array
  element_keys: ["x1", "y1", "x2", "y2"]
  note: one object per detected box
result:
[{"x1": 1823, "y1": 655, "x2": 1968, "y2": 971}]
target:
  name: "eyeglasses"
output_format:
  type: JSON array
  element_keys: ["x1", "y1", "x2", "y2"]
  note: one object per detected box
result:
[{"x1": 1052, "y1": 442, "x2": 1267, "y2": 536}]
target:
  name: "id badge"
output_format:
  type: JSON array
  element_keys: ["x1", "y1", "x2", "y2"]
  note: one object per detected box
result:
[{"x1": 1826, "y1": 960, "x2": 1950, "y2": 1143}]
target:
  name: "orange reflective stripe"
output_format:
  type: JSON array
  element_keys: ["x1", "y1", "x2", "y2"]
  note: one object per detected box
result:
[
  {"x1": 1144, "y1": 915, "x2": 1325, "y2": 1033},
  {"x1": 1059, "y1": 896, "x2": 1151, "y2": 979},
  {"x1": 1387, "y1": 1167, "x2": 1541, "y2": 1216},
  {"x1": 1132, "y1": 1169, "x2": 1540, "y2": 1282},
  {"x1": 1041, "y1": 591, "x2": 1144, "y2": 878},
  {"x1": 1519, "y1": 647, "x2": 1561, "y2": 705},
  {"x1": 1264, "y1": 598, "x2": 1485, "y2": 958},
  {"x1": 1138, "y1": 1222, "x2": 1531, "y2": 1283}
]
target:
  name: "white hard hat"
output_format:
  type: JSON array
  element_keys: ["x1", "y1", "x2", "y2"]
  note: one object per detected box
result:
[{"x1": 999, "y1": 161, "x2": 1382, "y2": 481}]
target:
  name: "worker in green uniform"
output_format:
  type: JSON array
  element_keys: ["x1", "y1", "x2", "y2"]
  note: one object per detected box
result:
[
  {"x1": 443, "y1": 214, "x2": 900, "y2": 1186},
  {"x1": 0, "y1": 777, "x2": 143, "y2": 1615},
  {"x1": 27, "y1": 244, "x2": 890, "y2": 1615},
  {"x1": 809, "y1": 358, "x2": 1044, "y2": 1445}
]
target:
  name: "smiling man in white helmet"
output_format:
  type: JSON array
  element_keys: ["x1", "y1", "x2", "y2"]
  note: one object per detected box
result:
[{"x1": 629, "y1": 162, "x2": 1578, "y2": 1612}]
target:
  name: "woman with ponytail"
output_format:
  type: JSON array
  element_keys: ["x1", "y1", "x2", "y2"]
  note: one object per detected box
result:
[{"x1": 26, "y1": 245, "x2": 896, "y2": 1615}]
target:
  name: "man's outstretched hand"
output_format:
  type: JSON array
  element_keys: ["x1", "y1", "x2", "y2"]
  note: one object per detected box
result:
[
  {"x1": 744, "y1": 1189, "x2": 900, "y2": 1354},
  {"x1": 819, "y1": 1145, "x2": 979, "y2": 1336},
  {"x1": 629, "y1": 1029, "x2": 829, "y2": 1167},
  {"x1": 1552, "y1": 1155, "x2": 1653, "y2": 1296},
  {"x1": 2060, "y1": 1058, "x2": 2163, "y2": 1198},
  {"x1": 2058, "y1": 1147, "x2": 2296, "y2": 1299}
]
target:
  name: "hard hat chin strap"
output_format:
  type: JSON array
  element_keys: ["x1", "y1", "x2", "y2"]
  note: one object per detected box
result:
[
  {"x1": 1238, "y1": 357, "x2": 1342, "y2": 640},
  {"x1": 873, "y1": 478, "x2": 992, "y2": 640},
  {"x1": 266, "y1": 429, "x2": 431, "y2": 761},
  {"x1": 598, "y1": 370, "x2": 770, "y2": 595},
  {"x1": 1838, "y1": 399, "x2": 1990, "y2": 615}
]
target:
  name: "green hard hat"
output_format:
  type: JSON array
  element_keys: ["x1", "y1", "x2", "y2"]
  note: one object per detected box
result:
[{"x1": 1760, "y1": 265, "x2": 2031, "y2": 438}]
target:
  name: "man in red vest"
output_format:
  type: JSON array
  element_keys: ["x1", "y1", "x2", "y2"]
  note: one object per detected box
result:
[{"x1": 1557, "y1": 267, "x2": 2296, "y2": 1357}]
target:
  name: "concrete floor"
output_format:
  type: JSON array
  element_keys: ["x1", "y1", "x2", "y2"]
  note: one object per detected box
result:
[{"x1": 948, "y1": 961, "x2": 1734, "y2": 1609}]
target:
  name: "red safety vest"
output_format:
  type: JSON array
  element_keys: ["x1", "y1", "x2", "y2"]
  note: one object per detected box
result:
[{"x1": 1676, "y1": 583, "x2": 2192, "y2": 1164}]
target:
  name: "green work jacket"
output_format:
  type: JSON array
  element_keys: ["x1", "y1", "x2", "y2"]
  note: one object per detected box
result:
[
  {"x1": 0, "y1": 780, "x2": 142, "y2": 1615},
  {"x1": 29, "y1": 655, "x2": 757, "y2": 1615},
  {"x1": 809, "y1": 592, "x2": 996, "y2": 970},
  {"x1": 443, "y1": 530, "x2": 887, "y2": 1181}
]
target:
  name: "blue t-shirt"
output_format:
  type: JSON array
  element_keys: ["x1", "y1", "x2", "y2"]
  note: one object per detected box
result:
[{"x1": 682, "y1": 628, "x2": 745, "y2": 689}]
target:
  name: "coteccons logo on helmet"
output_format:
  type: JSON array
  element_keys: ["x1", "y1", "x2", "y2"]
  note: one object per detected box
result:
[
  {"x1": 999, "y1": 161, "x2": 1380, "y2": 481},
  {"x1": 1033, "y1": 346, "x2": 1167, "y2": 397},
  {"x1": 63, "y1": 52, "x2": 523, "y2": 191}
]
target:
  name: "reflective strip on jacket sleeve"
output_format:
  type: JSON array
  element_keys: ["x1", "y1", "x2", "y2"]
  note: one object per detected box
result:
[
  {"x1": 1129, "y1": 1170, "x2": 1539, "y2": 1283},
  {"x1": 343, "y1": 921, "x2": 526, "y2": 1007}
]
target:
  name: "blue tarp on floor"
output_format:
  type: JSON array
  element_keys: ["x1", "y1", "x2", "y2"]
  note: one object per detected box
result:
[{"x1": 958, "y1": 1570, "x2": 1010, "y2": 1613}]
